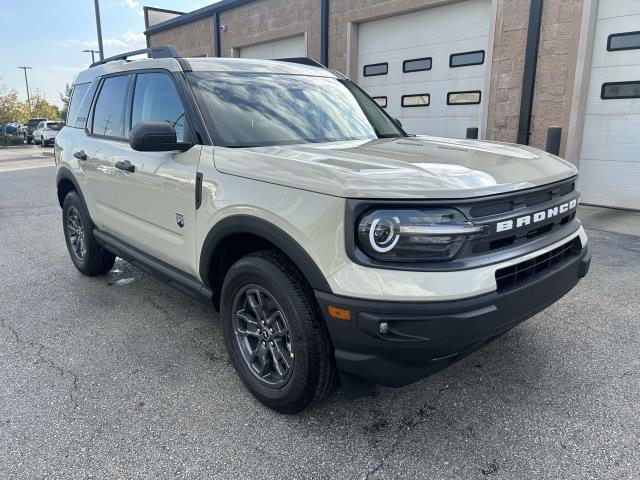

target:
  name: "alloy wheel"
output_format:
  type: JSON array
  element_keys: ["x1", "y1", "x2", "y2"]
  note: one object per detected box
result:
[
  {"x1": 232, "y1": 285, "x2": 294, "y2": 387},
  {"x1": 66, "y1": 206, "x2": 86, "y2": 261}
]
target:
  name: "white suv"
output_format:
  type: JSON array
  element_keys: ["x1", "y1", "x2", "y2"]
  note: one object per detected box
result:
[
  {"x1": 55, "y1": 46, "x2": 590, "y2": 413},
  {"x1": 33, "y1": 120, "x2": 64, "y2": 146}
]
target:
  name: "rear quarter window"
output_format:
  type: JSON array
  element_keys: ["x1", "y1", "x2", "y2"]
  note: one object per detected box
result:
[{"x1": 66, "y1": 83, "x2": 91, "y2": 127}]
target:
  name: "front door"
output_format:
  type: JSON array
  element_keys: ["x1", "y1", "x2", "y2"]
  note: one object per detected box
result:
[{"x1": 104, "y1": 71, "x2": 201, "y2": 275}]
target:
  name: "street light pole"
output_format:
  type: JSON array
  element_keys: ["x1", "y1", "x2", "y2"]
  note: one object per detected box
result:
[
  {"x1": 17, "y1": 66, "x2": 32, "y2": 107},
  {"x1": 82, "y1": 49, "x2": 99, "y2": 64},
  {"x1": 93, "y1": 0, "x2": 104, "y2": 61}
]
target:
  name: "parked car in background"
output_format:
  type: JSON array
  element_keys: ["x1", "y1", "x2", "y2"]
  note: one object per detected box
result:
[
  {"x1": 21, "y1": 118, "x2": 47, "y2": 144},
  {"x1": 33, "y1": 120, "x2": 64, "y2": 146},
  {"x1": 3, "y1": 123, "x2": 21, "y2": 135}
]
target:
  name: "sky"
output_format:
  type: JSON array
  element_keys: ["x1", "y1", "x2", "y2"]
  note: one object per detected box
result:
[{"x1": 0, "y1": 0, "x2": 218, "y2": 107}]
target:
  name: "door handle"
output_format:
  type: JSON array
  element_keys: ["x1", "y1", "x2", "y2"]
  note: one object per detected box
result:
[
  {"x1": 73, "y1": 150, "x2": 87, "y2": 161},
  {"x1": 115, "y1": 160, "x2": 135, "y2": 173}
]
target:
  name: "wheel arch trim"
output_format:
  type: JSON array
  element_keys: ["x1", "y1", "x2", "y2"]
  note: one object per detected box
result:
[
  {"x1": 199, "y1": 215, "x2": 332, "y2": 293},
  {"x1": 56, "y1": 167, "x2": 86, "y2": 208}
]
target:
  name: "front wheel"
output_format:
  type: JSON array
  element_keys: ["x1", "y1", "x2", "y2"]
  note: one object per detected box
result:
[
  {"x1": 220, "y1": 250, "x2": 337, "y2": 413},
  {"x1": 62, "y1": 191, "x2": 115, "y2": 276}
]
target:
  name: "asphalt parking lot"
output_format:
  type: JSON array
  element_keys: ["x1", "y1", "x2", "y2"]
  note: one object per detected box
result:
[{"x1": 1, "y1": 146, "x2": 639, "y2": 479}]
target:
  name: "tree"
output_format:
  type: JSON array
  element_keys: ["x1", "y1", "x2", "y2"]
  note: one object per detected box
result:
[
  {"x1": 30, "y1": 96, "x2": 61, "y2": 121},
  {"x1": 59, "y1": 82, "x2": 72, "y2": 123},
  {"x1": 0, "y1": 84, "x2": 28, "y2": 125}
]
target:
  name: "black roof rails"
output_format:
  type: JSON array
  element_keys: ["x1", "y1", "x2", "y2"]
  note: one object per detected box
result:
[
  {"x1": 90, "y1": 45, "x2": 180, "y2": 68},
  {"x1": 273, "y1": 57, "x2": 326, "y2": 68}
]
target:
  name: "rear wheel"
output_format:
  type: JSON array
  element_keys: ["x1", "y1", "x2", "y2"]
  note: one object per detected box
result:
[
  {"x1": 62, "y1": 191, "x2": 115, "y2": 276},
  {"x1": 220, "y1": 250, "x2": 337, "y2": 413}
]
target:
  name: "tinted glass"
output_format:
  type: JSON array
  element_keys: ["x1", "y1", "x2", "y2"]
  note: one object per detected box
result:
[
  {"x1": 189, "y1": 72, "x2": 404, "y2": 147},
  {"x1": 608, "y1": 31, "x2": 640, "y2": 51},
  {"x1": 363, "y1": 63, "x2": 388, "y2": 77},
  {"x1": 66, "y1": 83, "x2": 90, "y2": 126},
  {"x1": 450, "y1": 51, "x2": 485, "y2": 67},
  {"x1": 47, "y1": 122, "x2": 64, "y2": 130},
  {"x1": 601, "y1": 82, "x2": 640, "y2": 99},
  {"x1": 92, "y1": 75, "x2": 129, "y2": 137},
  {"x1": 402, "y1": 94, "x2": 430, "y2": 107},
  {"x1": 72, "y1": 82, "x2": 98, "y2": 129},
  {"x1": 132, "y1": 73, "x2": 186, "y2": 142},
  {"x1": 447, "y1": 91, "x2": 481, "y2": 105},
  {"x1": 403, "y1": 57, "x2": 432, "y2": 72}
]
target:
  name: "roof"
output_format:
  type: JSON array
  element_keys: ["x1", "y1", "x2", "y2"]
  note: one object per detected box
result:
[
  {"x1": 73, "y1": 57, "x2": 337, "y2": 84},
  {"x1": 144, "y1": 0, "x2": 254, "y2": 36}
]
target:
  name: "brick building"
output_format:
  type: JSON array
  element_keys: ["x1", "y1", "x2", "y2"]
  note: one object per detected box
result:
[{"x1": 144, "y1": 1, "x2": 640, "y2": 210}]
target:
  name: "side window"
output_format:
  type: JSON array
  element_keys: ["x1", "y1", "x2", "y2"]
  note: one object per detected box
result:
[
  {"x1": 73, "y1": 82, "x2": 98, "y2": 129},
  {"x1": 91, "y1": 75, "x2": 130, "y2": 138},
  {"x1": 66, "y1": 82, "x2": 90, "y2": 126},
  {"x1": 131, "y1": 73, "x2": 186, "y2": 142}
]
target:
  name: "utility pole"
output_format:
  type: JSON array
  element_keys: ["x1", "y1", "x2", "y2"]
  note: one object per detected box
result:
[
  {"x1": 82, "y1": 49, "x2": 99, "y2": 64},
  {"x1": 17, "y1": 66, "x2": 32, "y2": 107},
  {"x1": 93, "y1": 0, "x2": 104, "y2": 61}
]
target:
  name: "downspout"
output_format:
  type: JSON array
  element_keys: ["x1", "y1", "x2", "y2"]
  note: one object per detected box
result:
[
  {"x1": 213, "y1": 12, "x2": 221, "y2": 57},
  {"x1": 517, "y1": 0, "x2": 544, "y2": 145},
  {"x1": 320, "y1": 0, "x2": 329, "y2": 66}
]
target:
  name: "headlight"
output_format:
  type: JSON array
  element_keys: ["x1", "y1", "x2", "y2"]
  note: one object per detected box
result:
[{"x1": 357, "y1": 209, "x2": 487, "y2": 262}]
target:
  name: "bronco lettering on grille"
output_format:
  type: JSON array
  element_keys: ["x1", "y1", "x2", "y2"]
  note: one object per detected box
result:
[{"x1": 495, "y1": 199, "x2": 578, "y2": 233}]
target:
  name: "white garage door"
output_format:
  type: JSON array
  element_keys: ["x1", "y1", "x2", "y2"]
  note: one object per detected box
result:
[
  {"x1": 239, "y1": 35, "x2": 306, "y2": 59},
  {"x1": 357, "y1": 0, "x2": 491, "y2": 138},
  {"x1": 578, "y1": 0, "x2": 640, "y2": 210}
]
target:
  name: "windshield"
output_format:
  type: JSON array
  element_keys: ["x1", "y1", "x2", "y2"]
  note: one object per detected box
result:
[
  {"x1": 28, "y1": 119, "x2": 46, "y2": 127},
  {"x1": 47, "y1": 123, "x2": 64, "y2": 130},
  {"x1": 188, "y1": 72, "x2": 404, "y2": 147}
]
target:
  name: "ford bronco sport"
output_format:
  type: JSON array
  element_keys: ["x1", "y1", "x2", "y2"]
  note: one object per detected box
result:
[{"x1": 55, "y1": 46, "x2": 591, "y2": 413}]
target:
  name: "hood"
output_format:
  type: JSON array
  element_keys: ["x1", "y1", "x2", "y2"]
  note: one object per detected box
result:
[{"x1": 213, "y1": 135, "x2": 578, "y2": 199}]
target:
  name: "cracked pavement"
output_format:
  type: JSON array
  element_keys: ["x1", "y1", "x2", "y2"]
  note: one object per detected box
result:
[{"x1": 1, "y1": 155, "x2": 639, "y2": 479}]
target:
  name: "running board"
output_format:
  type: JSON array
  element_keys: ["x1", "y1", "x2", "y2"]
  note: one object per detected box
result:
[{"x1": 93, "y1": 229, "x2": 213, "y2": 305}]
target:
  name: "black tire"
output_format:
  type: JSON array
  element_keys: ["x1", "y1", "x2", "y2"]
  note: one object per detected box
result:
[
  {"x1": 62, "y1": 191, "x2": 115, "y2": 276},
  {"x1": 220, "y1": 250, "x2": 338, "y2": 413}
]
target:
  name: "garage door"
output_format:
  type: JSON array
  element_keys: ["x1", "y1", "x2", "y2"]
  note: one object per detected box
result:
[
  {"x1": 577, "y1": 1, "x2": 640, "y2": 210},
  {"x1": 357, "y1": 0, "x2": 491, "y2": 138},
  {"x1": 239, "y1": 35, "x2": 306, "y2": 59}
]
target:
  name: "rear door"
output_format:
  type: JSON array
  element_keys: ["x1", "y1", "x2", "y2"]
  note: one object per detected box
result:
[
  {"x1": 82, "y1": 73, "x2": 132, "y2": 232},
  {"x1": 101, "y1": 71, "x2": 201, "y2": 274}
]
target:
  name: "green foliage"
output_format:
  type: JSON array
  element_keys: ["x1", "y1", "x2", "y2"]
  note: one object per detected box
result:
[
  {"x1": 0, "y1": 87, "x2": 28, "y2": 125},
  {"x1": 59, "y1": 82, "x2": 73, "y2": 122},
  {"x1": 1, "y1": 134, "x2": 25, "y2": 146},
  {"x1": 30, "y1": 96, "x2": 61, "y2": 122}
]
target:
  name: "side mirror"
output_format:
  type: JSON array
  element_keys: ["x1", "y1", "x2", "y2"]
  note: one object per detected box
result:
[
  {"x1": 129, "y1": 121, "x2": 192, "y2": 152},
  {"x1": 393, "y1": 117, "x2": 403, "y2": 128}
]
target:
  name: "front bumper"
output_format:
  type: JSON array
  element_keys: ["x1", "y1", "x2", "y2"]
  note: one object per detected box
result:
[{"x1": 316, "y1": 242, "x2": 591, "y2": 388}]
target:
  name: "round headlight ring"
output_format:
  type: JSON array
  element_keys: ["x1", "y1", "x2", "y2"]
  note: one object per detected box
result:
[{"x1": 369, "y1": 216, "x2": 400, "y2": 253}]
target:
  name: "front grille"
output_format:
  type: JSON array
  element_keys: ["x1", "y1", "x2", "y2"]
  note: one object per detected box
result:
[
  {"x1": 467, "y1": 181, "x2": 575, "y2": 219},
  {"x1": 495, "y1": 237, "x2": 582, "y2": 292}
]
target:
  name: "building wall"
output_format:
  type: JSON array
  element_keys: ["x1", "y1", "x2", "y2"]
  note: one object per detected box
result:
[
  {"x1": 218, "y1": 0, "x2": 321, "y2": 60},
  {"x1": 146, "y1": 0, "x2": 585, "y2": 155},
  {"x1": 529, "y1": 0, "x2": 584, "y2": 155},
  {"x1": 485, "y1": 0, "x2": 529, "y2": 144},
  {"x1": 147, "y1": 16, "x2": 215, "y2": 57}
]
